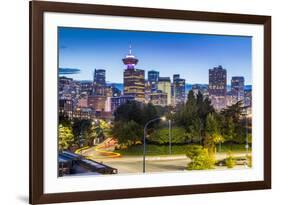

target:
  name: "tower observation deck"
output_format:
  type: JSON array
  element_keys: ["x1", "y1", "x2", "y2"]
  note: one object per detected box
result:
[{"x1": 122, "y1": 45, "x2": 139, "y2": 69}]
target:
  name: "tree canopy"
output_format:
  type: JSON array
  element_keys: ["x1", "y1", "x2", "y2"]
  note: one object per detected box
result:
[
  {"x1": 58, "y1": 124, "x2": 74, "y2": 151},
  {"x1": 113, "y1": 101, "x2": 160, "y2": 145}
]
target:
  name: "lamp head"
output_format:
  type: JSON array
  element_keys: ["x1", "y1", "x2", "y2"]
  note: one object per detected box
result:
[{"x1": 161, "y1": 116, "x2": 166, "y2": 121}]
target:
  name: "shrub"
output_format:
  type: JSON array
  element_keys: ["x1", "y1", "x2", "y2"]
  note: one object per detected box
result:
[
  {"x1": 247, "y1": 154, "x2": 252, "y2": 167},
  {"x1": 186, "y1": 145, "x2": 215, "y2": 170},
  {"x1": 225, "y1": 153, "x2": 235, "y2": 168},
  {"x1": 186, "y1": 145, "x2": 203, "y2": 159}
]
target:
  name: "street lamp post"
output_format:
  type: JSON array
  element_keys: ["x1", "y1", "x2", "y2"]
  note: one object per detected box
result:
[
  {"x1": 79, "y1": 133, "x2": 83, "y2": 156},
  {"x1": 245, "y1": 114, "x2": 249, "y2": 154},
  {"x1": 143, "y1": 116, "x2": 166, "y2": 173},
  {"x1": 241, "y1": 112, "x2": 249, "y2": 154},
  {"x1": 169, "y1": 119, "x2": 172, "y2": 155},
  {"x1": 168, "y1": 111, "x2": 175, "y2": 155}
]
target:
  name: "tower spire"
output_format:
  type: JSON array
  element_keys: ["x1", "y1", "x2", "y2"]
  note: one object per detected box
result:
[
  {"x1": 129, "y1": 44, "x2": 132, "y2": 55},
  {"x1": 122, "y1": 44, "x2": 139, "y2": 69}
]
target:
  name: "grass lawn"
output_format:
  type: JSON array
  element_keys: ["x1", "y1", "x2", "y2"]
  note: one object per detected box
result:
[
  {"x1": 116, "y1": 143, "x2": 251, "y2": 156},
  {"x1": 116, "y1": 144, "x2": 187, "y2": 156}
]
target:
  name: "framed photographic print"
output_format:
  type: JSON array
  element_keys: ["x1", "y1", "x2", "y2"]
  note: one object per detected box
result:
[{"x1": 30, "y1": 1, "x2": 271, "y2": 204}]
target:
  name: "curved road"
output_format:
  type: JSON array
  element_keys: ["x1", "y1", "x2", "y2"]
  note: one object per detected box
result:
[{"x1": 79, "y1": 139, "x2": 250, "y2": 174}]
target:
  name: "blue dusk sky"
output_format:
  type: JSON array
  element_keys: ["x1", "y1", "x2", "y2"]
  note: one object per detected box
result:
[{"x1": 58, "y1": 27, "x2": 252, "y2": 85}]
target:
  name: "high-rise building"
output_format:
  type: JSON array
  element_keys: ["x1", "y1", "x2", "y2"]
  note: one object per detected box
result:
[
  {"x1": 72, "y1": 108, "x2": 94, "y2": 120},
  {"x1": 59, "y1": 76, "x2": 73, "y2": 92},
  {"x1": 173, "y1": 74, "x2": 186, "y2": 105},
  {"x1": 144, "y1": 80, "x2": 152, "y2": 104},
  {"x1": 111, "y1": 84, "x2": 121, "y2": 97},
  {"x1": 105, "y1": 97, "x2": 112, "y2": 112},
  {"x1": 171, "y1": 83, "x2": 174, "y2": 104},
  {"x1": 231, "y1": 76, "x2": 245, "y2": 104},
  {"x1": 148, "y1": 70, "x2": 159, "y2": 93},
  {"x1": 103, "y1": 85, "x2": 113, "y2": 98},
  {"x1": 88, "y1": 95, "x2": 106, "y2": 112},
  {"x1": 149, "y1": 91, "x2": 167, "y2": 106},
  {"x1": 59, "y1": 99, "x2": 73, "y2": 119},
  {"x1": 111, "y1": 96, "x2": 135, "y2": 112},
  {"x1": 123, "y1": 46, "x2": 145, "y2": 102},
  {"x1": 93, "y1": 69, "x2": 106, "y2": 86},
  {"x1": 58, "y1": 76, "x2": 79, "y2": 99},
  {"x1": 77, "y1": 94, "x2": 88, "y2": 108},
  {"x1": 173, "y1": 74, "x2": 180, "y2": 80},
  {"x1": 93, "y1": 69, "x2": 106, "y2": 95},
  {"x1": 124, "y1": 69, "x2": 145, "y2": 102},
  {"x1": 158, "y1": 77, "x2": 171, "y2": 105},
  {"x1": 244, "y1": 89, "x2": 252, "y2": 107},
  {"x1": 192, "y1": 84, "x2": 209, "y2": 99},
  {"x1": 226, "y1": 91, "x2": 233, "y2": 106},
  {"x1": 208, "y1": 65, "x2": 227, "y2": 110},
  {"x1": 80, "y1": 82, "x2": 93, "y2": 95}
]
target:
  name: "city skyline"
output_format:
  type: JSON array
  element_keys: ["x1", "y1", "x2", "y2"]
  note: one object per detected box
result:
[
  {"x1": 58, "y1": 27, "x2": 252, "y2": 84},
  {"x1": 58, "y1": 27, "x2": 253, "y2": 177}
]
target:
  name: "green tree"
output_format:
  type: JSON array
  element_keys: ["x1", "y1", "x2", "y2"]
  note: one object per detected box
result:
[
  {"x1": 114, "y1": 101, "x2": 160, "y2": 126},
  {"x1": 175, "y1": 90, "x2": 199, "y2": 137},
  {"x1": 59, "y1": 115, "x2": 71, "y2": 127},
  {"x1": 247, "y1": 133, "x2": 252, "y2": 144},
  {"x1": 142, "y1": 103, "x2": 159, "y2": 127},
  {"x1": 174, "y1": 91, "x2": 215, "y2": 144},
  {"x1": 196, "y1": 92, "x2": 214, "y2": 122},
  {"x1": 149, "y1": 126, "x2": 187, "y2": 144},
  {"x1": 154, "y1": 105, "x2": 166, "y2": 118},
  {"x1": 222, "y1": 117, "x2": 235, "y2": 142},
  {"x1": 112, "y1": 120, "x2": 142, "y2": 145},
  {"x1": 58, "y1": 124, "x2": 74, "y2": 151},
  {"x1": 186, "y1": 145, "x2": 204, "y2": 159},
  {"x1": 113, "y1": 102, "x2": 161, "y2": 146},
  {"x1": 221, "y1": 101, "x2": 244, "y2": 123},
  {"x1": 114, "y1": 101, "x2": 143, "y2": 124},
  {"x1": 72, "y1": 119, "x2": 92, "y2": 147},
  {"x1": 184, "y1": 91, "x2": 198, "y2": 126},
  {"x1": 175, "y1": 91, "x2": 198, "y2": 131},
  {"x1": 221, "y1": 101, "x2": 248, "y2": 144},
  {"x1": 186, "y1": 145, "x2": 215, "y2": 170},
  {"x1": 204, "y1": 113, "x2": 224, "y2": 155},
  {"x1": 99, "y1": 120, "x2": 111, "y2": 136},
  {"x1": 186, "y1": 117, "x2": 203, "y2": 143},
  {"x1": 85, "y1": 123, "x2": 101, "y2": 146}
]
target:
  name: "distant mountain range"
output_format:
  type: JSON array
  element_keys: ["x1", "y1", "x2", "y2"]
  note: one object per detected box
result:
[
  {"x1": 77, "y1": 81, "x2": 252, "y2": 92},
  {"x1": 109, "y1": 83, "x2": 252, "y2": 92}
]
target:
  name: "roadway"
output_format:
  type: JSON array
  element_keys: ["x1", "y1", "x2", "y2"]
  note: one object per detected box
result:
[{"x1": 81, "y1": 145, "x2": 249, "y2": 174}]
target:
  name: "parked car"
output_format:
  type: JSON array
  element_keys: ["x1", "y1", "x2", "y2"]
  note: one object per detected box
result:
[{"x1": 216, "y1": 156, "x2": 248, "y2": 167}]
